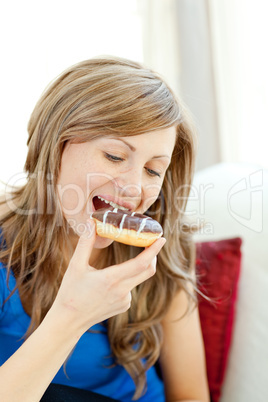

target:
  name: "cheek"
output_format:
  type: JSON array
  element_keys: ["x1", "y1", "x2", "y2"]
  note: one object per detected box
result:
[
  {"x1": 57, "y1": 179, "x2": 87, "y2": 219},
  {"x1": 58, "y1": 169, "x2": 118, "y2": 218},
  {"x1": 143, "y1": 183, "x2": 162, "y2": 211}
]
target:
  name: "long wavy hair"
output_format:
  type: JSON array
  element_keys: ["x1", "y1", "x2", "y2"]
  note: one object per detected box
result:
[{"x1": 0, "y1": 56, "x2": 198, "y2": 399}]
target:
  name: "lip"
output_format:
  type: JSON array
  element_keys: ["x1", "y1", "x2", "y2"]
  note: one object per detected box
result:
[{"x1": 93, "y1": 194, "x2": 137, "y2": 211}]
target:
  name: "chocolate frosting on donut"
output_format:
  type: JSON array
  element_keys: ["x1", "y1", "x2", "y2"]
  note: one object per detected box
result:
[{"x1": 91, "y1": 208, "x2": 163, "y2": 234}]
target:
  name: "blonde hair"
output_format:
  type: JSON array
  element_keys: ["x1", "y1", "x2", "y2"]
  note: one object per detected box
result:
[{"x1": 0, "y1": 56, "x2": 197, "y2": 399}]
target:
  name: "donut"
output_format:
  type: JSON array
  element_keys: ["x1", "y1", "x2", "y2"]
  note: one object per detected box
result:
[{"x1": 90, "y1": 208, "x2": 163, "y2": 247}]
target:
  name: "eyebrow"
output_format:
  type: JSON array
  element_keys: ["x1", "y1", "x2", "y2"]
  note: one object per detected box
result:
[{"x1": 108, "y1": 137, "x2": 171, "y2": 160}]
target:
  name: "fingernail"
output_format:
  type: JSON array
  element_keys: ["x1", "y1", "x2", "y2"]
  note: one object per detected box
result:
[{"x1": 160, "y1": 237, "x2": 166, "y2": 246}]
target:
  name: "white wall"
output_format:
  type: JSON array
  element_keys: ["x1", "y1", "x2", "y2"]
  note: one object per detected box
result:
[
  {"x1": 0, "y1": 0, "x2": 143, "y2": 191},
  {"x1": 2, "y1": 0, "x2": 267, "y2": 192},
  {"x1": 175, "y1": 0, "x2": 221, "y2": 171},
  {"x1": 208, "y1": 0, "x2": 268, "y2": 169}
]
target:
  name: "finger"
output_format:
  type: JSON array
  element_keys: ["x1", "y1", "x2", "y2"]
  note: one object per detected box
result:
[
  {"x1": 70, "y1": 219, "x2": 96, "y2": 267},
  {"x1": 127, "y1": 255, "x2": 157, "y2": 289},
  {"x1": 111, "y1": 237, "x2": 166, "y2": 281},
  {"x1": 127, "y1": 237, "x2": 165, "y2": 275}
]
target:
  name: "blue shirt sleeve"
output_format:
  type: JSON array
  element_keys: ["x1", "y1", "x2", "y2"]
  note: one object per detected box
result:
[
  {"x1": 0, "y1": 262, "x2": 7, "y2": 318},
  {"x1": 0, "y1": 227, "x2": 7, "y2": 319},
  {"x1": 0, "y1": 228, "x2": 7, "y2": 318}
]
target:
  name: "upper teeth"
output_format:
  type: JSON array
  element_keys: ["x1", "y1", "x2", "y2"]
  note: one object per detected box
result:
[{"x1": 97, "y1": 196, "x2": 129, "y2": 211}]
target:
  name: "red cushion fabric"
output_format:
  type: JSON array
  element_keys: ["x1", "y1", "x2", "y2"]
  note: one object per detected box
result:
[{"x1": 196, "y1": 237, "x2": 242, "y2": 402}]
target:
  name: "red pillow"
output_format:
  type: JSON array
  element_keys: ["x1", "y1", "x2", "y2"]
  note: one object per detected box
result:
[{"x1": 196, "y1": 237, "x2": 242, "y2": 402}]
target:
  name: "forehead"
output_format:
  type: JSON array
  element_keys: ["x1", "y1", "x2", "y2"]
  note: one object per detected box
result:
[{"x1": 101, "y1": 127, "x2": 177, "y2": 156}]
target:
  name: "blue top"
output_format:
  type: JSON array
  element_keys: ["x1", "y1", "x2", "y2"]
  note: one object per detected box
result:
[{"x1": 0, "y1": 262, "x2": 164, "y2": 401}]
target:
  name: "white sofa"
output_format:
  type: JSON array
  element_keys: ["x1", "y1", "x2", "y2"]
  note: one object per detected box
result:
[{"x1": 186, "y1": 162, "x2": 268, "y2": 402}]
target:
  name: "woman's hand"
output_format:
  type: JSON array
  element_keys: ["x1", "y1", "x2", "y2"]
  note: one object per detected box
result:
[
  {"x1": 52, "y1": 219, "x2": 166, "y2": 335},
  {"x1": 1, "y1": 219, "x2": 167, "y2": 402}
]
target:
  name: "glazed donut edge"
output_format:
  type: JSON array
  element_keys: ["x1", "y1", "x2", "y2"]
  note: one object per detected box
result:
[{"x1": 92, "y1": 219, "x2": 163, "y2": 247}]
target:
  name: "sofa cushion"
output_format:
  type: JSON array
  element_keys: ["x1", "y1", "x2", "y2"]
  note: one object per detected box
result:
[
  {"x1": 187, "y1": 162, "x2": 268, "y2": 401},
  {"x1": 196, "y1": 237, "x2": 242, "y2": 402}
]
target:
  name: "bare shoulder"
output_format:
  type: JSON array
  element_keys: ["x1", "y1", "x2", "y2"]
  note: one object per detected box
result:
[
  {"x1": 159, "y1": 289, "x2": 210, "y2": 401},
  {"x1": 162, "y1": 287, "x2": 193, "y2": 322}
]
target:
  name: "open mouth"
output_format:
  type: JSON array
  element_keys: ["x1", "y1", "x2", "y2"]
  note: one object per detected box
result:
[{"x1": 92, "y1": 195, "x2": 130, "y2": 211}]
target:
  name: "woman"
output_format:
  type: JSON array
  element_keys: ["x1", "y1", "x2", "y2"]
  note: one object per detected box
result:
[{"x1": 0, "y1": 57, "x2": 209, "y2": 401}]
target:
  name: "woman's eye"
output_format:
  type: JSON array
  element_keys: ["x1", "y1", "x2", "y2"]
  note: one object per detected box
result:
[
  {"x1": 146, "y1": 168, "x2": 161, "y2": 178},
  {"x1": 105, "y1": 153, "x2": 161, "y2": 177},
  {"x1": 105, "y1": 153, "x2": 124, "y2": 162}
]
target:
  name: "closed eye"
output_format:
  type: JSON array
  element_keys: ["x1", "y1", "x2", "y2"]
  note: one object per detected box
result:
[
  {"x1": 146, "y1": 168, "x2": 161, "y2": 178},
  {"x1": 105, "y1": 153, "x2": 161, "y2": 178},
  {"x1": 104, "y1": 153, "x2": 124, "y2": 162}
]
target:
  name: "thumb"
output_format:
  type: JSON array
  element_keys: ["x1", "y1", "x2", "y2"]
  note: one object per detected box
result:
[{"x1": 71, "y1": 219, "x2": 96, "y2": 267}]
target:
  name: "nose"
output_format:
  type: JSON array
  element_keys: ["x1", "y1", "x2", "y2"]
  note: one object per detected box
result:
[{"x1": 113, "y1": 169, "x2": 142, "y2": 199}]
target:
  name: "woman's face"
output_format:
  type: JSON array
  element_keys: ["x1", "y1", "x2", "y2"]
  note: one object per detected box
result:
[{"x1": 57, "y1": 127, "x2": 176, "y2": 249}]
